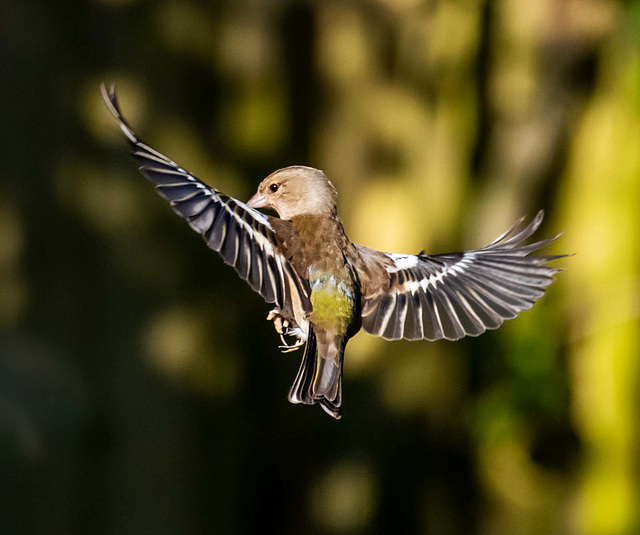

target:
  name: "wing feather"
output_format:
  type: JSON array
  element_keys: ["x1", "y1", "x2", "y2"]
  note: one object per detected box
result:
[
  {"x1": 102, "y1": 83, "x2": 310, "y2": 319},
  {"x1": 359, "y1": 211, "x2": 567, "y2": 341}
]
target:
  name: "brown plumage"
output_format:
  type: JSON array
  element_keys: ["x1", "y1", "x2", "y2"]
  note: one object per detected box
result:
[
  {"x1": 248, "y1": 167, "x2": 363, "y2": 417},
  {"x1": 102, "y1": 83, "x2": 568, "y2": 420}
]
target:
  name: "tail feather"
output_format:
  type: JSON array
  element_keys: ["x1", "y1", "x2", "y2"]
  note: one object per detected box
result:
[
  {"x1": 319, "y1": 379, "x2": 342, "y2": 419},
  {"x1": 288, "y1": 329, "x2": 318, "y2": 405},
  {"x1": 287, "y1": 327, "x2": 344, "y2": 420},
  {"x1": 313, "y1": 353, "x2": 341, "y2": 400}
]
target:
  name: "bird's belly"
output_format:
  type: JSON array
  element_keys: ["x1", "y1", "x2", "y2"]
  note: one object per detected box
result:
[{"x1": 308, "y1": 268, "x2": 355, "y2": 334}]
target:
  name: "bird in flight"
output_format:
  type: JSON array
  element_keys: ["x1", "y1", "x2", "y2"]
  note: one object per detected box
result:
[{"x1": 101, "y1": 84, "x2": 566, "y2": 420}]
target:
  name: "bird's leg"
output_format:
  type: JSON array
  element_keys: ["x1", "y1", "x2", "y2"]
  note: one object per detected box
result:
[
  {"x1": 267, "y1": 308, "x2": 305, "y2": 353},
  {"x1": 267, "y1": 307, "x2": 293, "y2": 348},
  {"x1": 278, "y1": 325, "x2": 306, "y2": 352}
]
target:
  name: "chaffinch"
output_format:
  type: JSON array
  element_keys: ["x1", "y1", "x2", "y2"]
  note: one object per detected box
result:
[{"x1": 102, "y1": 84, "x2": 566, "y2": 420}]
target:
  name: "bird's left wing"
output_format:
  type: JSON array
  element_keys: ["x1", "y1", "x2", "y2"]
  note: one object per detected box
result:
[
  {"x1": 101, "y1": 84, "x2": 310, "y2": 319},
  {"x1": 357, "y1": 211, "x2": 567, "y2": 342}
]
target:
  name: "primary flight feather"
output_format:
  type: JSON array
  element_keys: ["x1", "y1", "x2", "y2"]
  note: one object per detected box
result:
[{"x1": 101, "y1": 84, "x2": 567, "y2": 420}]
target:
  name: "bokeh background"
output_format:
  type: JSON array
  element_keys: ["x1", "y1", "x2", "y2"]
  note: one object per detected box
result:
[{"x1": 1, "y1": 0, "x2": 639, "y2": 533}]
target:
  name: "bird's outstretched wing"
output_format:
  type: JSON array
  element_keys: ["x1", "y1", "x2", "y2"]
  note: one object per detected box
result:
[
  {"x1": 101, "y1": 84, "x2": 310, "y2": 319},
  {"x1": 358, "y1": 211, "x2": 567, "y2": 341}
]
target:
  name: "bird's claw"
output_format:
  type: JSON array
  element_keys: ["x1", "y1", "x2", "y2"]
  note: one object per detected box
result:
[
  {"x1": 268, "y1": 308, "x2": 303, "y2": 352},
  {"x1": 278, "y1": 336, "x2": 305, "y2": 353},
  {"x1": 267, "y1": 307, "x2": 289, "y2": 336}
]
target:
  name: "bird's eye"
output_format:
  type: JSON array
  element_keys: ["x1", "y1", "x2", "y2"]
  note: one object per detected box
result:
[{"x1": 269, "y1": 183, "x2": 279, "y2": 193}]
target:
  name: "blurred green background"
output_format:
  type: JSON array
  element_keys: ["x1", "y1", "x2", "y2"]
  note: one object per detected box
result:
[{"x1": 1, "y1": 0, "x2": 639, "y2": 533}]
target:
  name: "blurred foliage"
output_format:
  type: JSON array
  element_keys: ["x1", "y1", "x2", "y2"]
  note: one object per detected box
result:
[{"x1": 1, "y1": 0, "x2": 639, "y2": 533}]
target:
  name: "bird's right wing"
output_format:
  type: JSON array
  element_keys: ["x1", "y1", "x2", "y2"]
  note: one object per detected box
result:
[{"x1": 101, "y1": 84, "x2": 311, "y2": 320}]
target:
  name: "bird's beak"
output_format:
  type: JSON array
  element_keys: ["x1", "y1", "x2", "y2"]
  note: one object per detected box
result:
[{"x1": 247, "y1": 192, "x2": 268, "y2": 209}]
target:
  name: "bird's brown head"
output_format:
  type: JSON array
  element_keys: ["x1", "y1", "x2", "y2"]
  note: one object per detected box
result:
[{"x1": 246, "y1": 166, "x2": 338, "y2": 220}]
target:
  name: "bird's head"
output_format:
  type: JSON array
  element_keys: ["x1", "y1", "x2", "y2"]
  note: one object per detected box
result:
[{"x1": 247, "y1": 166, "x2": 338, "y2": 220}]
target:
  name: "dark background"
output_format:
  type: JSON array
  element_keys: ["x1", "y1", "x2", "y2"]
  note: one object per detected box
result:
[{"x1": 1, "y1": 0, "x2": 639, "y2": 533}]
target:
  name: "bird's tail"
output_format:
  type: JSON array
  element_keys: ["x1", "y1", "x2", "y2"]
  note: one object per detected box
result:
[{"x1": 288, "y1": 328, "x2": 344, "y2": 419}]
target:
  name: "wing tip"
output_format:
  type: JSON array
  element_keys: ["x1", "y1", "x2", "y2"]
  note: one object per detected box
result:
[{"x1": 100, "y1": 81, "x2": 138, "y2": 144}]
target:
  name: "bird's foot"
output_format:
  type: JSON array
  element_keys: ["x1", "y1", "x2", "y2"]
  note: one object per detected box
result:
[
  {"x1": 267, "y1": 308, "x2": 302, "y2": 352},
  {"x1": 278, "y1": 334, "x2": 305, "y2": 353},
  {"x1": 267, "y1": 307, "x2": 289, "y2": 335}
]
